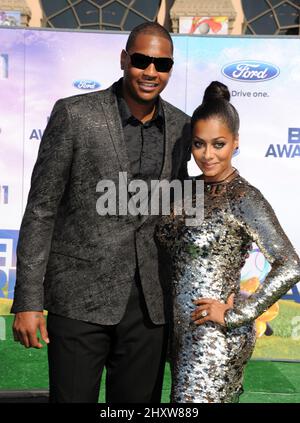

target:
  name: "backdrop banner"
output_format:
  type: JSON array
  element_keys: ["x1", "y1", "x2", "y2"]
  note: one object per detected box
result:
[{"x1": 1, "y1": 27, "x2": 300, "y2": 360}]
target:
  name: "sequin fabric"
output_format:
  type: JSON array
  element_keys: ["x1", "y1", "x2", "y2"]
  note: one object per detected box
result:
[{"x1": 156, "y1": 170, "x2": 300, "y2": 403}]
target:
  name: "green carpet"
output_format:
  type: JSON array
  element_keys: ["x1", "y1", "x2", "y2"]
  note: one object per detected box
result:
[
  {"x1": 239, "y1": 361, "x2": 300, "y2": 403},
  {"x1": 1, "y1": 316, "x2": 300, "y2": 403}
]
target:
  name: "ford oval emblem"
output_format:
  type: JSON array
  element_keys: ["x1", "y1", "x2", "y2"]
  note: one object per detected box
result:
[
  {"x1": 73, "y1": 80, "x2": 101, "y2": 90},
  {"x1": 222, "y1": 61, "x2": 280, "y2": 83}
]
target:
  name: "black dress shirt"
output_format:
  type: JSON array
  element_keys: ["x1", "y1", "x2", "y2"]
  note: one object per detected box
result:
[{"x1": 116, "y1": 80, "x2": 165, "y2": 184}]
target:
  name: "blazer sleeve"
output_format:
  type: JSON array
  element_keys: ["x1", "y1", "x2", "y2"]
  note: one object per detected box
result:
[
  {"x1": 11, "y1": 99, "x2": 74, "y2": 313},
  {"x1": 224, "y1": 185, "x2": 300, "y2": 328}
]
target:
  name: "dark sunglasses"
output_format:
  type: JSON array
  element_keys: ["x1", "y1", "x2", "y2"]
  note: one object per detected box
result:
[{"x1": 126, "y1": 51, "x2": 174, "y2": 73}]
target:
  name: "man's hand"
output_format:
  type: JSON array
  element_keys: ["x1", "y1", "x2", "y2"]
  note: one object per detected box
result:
[
  {"x1": 13, "y1": 311, "x2": 49, "y2": 349},
  {"x1": 191, "y1": 294, "x2": 235, "y2": 327}
]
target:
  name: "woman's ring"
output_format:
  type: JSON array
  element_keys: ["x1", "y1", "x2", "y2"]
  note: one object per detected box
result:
[{"x1": 201, "y1": 310, "x2": 208, "y2": 317}]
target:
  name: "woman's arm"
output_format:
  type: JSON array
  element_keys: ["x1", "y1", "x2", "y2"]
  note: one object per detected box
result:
[{"x1": 224, "y1": 184, "x2": 300, "y2": 328}]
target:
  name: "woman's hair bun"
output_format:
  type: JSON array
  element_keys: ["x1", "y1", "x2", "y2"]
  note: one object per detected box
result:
[
  {"x1": 191, "y1": 80, "x2": 239, "y2": 135},
  {"x1": 203, "y1": 81, "x2": 230, "y2": 103}
]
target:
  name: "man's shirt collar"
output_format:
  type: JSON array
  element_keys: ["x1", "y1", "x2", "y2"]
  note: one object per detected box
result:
[{"x1": 116, "y1": 78, "x2": 164, "y2": 129}]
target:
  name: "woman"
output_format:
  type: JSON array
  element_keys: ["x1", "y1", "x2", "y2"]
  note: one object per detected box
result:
[{"x1": 156, "y1": 81, "x2": 300, "y2": 403}]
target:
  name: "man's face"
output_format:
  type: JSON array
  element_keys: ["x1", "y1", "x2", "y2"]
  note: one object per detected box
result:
[{"x1": 121, "y1": 33, "x2": 173, "y2": 104}]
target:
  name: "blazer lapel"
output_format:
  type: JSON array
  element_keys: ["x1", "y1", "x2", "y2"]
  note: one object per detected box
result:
[
  {"x1": 159, "y1": 101, "x2": 174, "y2": 182},
  {"x1": 100, "y1": 85, "x2": 133, "y2": 180}
]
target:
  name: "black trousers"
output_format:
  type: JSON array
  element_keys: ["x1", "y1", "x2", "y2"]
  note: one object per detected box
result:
[{"x1": 47, "y1": 276, "x2": 168, "y2": 403}]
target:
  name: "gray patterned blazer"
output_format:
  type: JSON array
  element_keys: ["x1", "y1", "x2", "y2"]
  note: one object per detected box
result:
[{"x1": 11, "y1": 80, "x2": 191, "y2": 325}]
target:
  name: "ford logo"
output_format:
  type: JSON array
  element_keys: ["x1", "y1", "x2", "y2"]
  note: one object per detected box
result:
[
  {"x1": 73, "y1": 79, "x2": 101, "y2": 90},
  {"x1": 222, "y1": 61, "x2": 280, "y2": 82}
]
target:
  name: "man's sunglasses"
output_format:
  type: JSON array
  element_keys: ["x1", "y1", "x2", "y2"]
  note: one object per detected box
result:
[{"x1": 126, "y1": 51, "x2": 174, "y2": 73}]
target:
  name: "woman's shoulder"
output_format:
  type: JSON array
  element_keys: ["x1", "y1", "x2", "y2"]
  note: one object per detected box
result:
[
  {"x1": 228, "y1": 173, "x2": 266, "y2": 201},
  {"x1": 228, "y1": 173, "x2": 275, "y2": 220}
]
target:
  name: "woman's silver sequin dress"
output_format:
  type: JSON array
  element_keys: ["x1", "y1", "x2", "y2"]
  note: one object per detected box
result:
[{"x1": 156, "y1": 170, "x2": 300, "y2": 403}]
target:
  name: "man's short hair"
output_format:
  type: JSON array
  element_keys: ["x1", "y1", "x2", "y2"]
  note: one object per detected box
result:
[{"x1": 126, "y1": 22, "x2": 173, "y2": 54}]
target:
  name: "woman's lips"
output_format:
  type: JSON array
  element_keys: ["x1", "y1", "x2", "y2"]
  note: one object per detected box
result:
[{"x1": 202, "y1": 162, "x2": 218, "y2": 169}]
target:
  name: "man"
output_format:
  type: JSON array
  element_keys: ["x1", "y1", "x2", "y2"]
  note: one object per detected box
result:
[{"x1": 11, "y1": 22, "x2": 190, "y2": 403}]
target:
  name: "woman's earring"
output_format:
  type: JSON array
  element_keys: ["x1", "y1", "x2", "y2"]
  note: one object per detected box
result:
[{"x1": 233, "y1": 146, "x2": 240, "y2": 157}]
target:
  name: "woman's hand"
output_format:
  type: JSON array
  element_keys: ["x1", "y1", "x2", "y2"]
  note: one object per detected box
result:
[{"x1": 191, "y1": 294, "x2": 235, "y2": 327}]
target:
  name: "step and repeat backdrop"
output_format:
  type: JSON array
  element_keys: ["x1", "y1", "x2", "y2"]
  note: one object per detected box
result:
[{"x1": 0, "y1": 27, "x2": 300, "y2": 360}]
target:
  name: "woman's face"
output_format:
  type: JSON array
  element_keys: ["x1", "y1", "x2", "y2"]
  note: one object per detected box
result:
[{"x1": 192, "y1": 117, "x2": 239, "y2": 182}]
